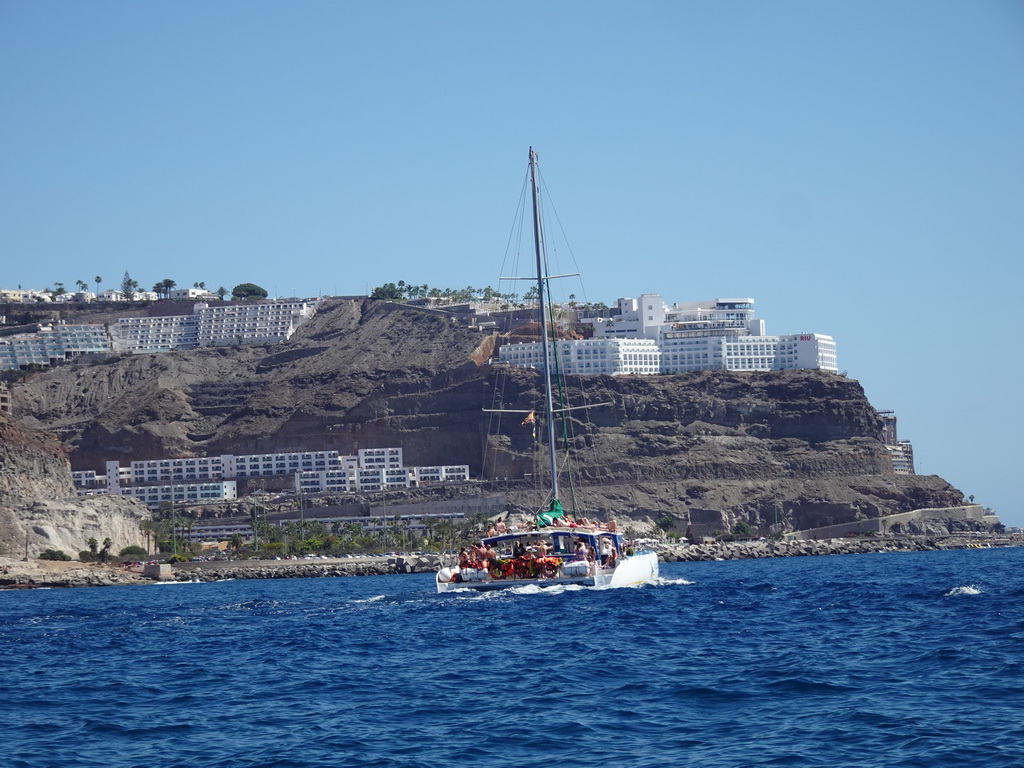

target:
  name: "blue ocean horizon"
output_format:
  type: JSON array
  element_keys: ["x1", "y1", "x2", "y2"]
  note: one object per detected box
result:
[{"x1": 2, "y1": 548, "x2": 1022, "y2": 767}]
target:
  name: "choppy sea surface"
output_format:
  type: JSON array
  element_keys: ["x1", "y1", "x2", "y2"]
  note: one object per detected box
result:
[{"x1": 2, "y1": 547, "x2": 1023, "y2": 768}]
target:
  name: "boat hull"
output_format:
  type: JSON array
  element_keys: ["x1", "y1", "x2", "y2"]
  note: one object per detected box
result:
[{"x1": 435, "y1": 551, "x2": 659, "y2": 593}]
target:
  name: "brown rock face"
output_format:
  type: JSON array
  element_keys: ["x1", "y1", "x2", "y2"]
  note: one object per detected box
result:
[
  {"x1": 7, "y1": 299, "x2": 970, "y2": 536},
  {"x1": 0, "y1": 414, "x2": 76, "y2": 500},
  {"x1": 0, "y1": 414, "x2": 149, "y2": 558}
]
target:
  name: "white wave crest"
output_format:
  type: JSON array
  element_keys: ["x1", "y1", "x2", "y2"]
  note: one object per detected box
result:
[
  {"x1": 945, "y1": 585, "x2": 983, "y2": 596},
  {"x1": 651, "y1": 576, "x2": 695, "y2": 587}
]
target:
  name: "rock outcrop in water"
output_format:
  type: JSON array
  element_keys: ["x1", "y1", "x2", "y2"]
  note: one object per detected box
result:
[{"x1": 4, "y1": 298, "x2": 988, "y2": 538}]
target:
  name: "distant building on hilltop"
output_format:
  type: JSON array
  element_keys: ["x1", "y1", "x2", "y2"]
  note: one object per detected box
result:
[
  {"x1": 168, "y1": 288, "x2": 220, "y2": 302},
  {"x1": 0, "y1": 322, "x2": 112, "y2": 370},
  {"x1": 0, "y1": 298, "x2": 322, "y2": 369},
  {"x1": 110, "y1": 299, "x2": 320, "y2": 353},
  {"x1": 499, "y1": 294, "x2": 837, "y2": 376},
  {"x1": 878, "y1": 410, "x2": 915, "y2": 475}
]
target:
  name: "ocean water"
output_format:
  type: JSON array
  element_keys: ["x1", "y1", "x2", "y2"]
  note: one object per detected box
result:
[{"x1": 2, "y1": 548, "x2": 1023, "y2": 768}]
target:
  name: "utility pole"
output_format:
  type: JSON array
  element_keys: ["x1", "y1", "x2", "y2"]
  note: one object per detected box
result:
[{"x1": 298, "y1": 473, "x2": 305, "y2": 545}]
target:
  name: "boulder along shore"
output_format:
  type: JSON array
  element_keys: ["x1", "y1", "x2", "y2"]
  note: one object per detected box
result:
[
  {"x1": 3, "y1": 536, "x2": 1021, "y2": 589},
  {"x1": 656, "y1": 533, "x2": 1023, "y2": 563}
]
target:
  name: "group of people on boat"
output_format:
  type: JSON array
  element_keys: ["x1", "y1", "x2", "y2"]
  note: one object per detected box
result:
[{"x1": 454, "y1": 531, "x2": 621, "y2": 583}]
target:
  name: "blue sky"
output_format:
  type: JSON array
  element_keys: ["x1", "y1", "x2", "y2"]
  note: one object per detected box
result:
[{"x1": 2, "y1": 1, "x2": 1022, "y2": 524}]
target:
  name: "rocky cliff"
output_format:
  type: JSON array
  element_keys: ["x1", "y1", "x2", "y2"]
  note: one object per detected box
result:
[
  {"x1": 0, "y1": 414, "x2": 149, "y2": 558},
  {"x1": 6, "y1": 298, "x2": 980, "y2": 537}
]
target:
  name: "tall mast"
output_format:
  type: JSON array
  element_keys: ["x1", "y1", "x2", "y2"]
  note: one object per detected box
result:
[{"x1": 529, "y1": 147, "x2": 560, "y2": 502}]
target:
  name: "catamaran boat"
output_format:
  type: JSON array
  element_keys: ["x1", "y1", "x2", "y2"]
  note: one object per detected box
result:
[
  {"x1": 436, "y1": 524, "x2": 659, "y2": 592},
  {"x1": 435, "y1": 148, "x2": 659, "y2": 593}
]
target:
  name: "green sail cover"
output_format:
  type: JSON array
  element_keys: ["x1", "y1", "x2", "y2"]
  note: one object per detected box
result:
[{"x1": 536, "y1": 499, "x2": 565, "y2": 528}]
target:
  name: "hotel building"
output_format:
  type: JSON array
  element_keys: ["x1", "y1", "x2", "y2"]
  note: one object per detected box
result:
[
  {"x1": 878, "y1": 411, "x2": 915, "y2": 475},
  {"x1": 76, "y1": 446, "x2": 470, "y2": 508},
  {"x1": 499, "y1": 294, "x2": 837, "y2": 376},
  {"x1": 0, "y1": 323, "x2": 113, "y2": 370},
  {"x1": 111, "y1": 300, "x2": 320, "y2": 353}
]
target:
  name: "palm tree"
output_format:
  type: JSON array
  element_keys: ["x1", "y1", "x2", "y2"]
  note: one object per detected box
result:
[
  {"x1": 100, "y1": 538, "x2": 113, "y2": 563},
  {"x1": 94, "y1": 275, "x2": 102, "y2": 296},
  {"x1": 139, "y1": 519, "x2": 160, "y2": 554},
  {"x1": 87, "y1": 537, "x2": 98, "y2": 556}
]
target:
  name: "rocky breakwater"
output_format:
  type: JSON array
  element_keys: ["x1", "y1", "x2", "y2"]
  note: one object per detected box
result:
[
  {"x1": 0, "y1": 556, "x2": 149, "y2": 589},
  {"x1": 658, "y1": 535, "x2": 1024, "y2": 563},
  {"x1": 172, "y1": 554, "x2": 443, "y2": 582}
]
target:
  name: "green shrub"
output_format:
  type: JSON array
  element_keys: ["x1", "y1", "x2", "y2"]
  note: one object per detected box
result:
[
  {"x1": 732, "y1": 520, "x2": 755, "y2": 537},
  {"x1": 119, "y1": 545, "x2": 148, "y2": 558},
  {"x1": 39, "y1": 549, "x2": 71, "y2": 561}
]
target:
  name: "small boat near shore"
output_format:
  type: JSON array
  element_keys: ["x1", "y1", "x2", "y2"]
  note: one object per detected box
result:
[{"x1": 435, "y1": 148, "x2": 658, "y2": 593}]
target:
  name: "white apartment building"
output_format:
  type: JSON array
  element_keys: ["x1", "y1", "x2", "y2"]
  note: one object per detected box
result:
[
  {"x1": 582, "y1": 295, "x2": 764, "y2": 340},
  {"x1": 498, "y1": 338, "x2": 661, "y2": 375},
  {"x1": 78, "y1": 447, "x2": 470, "y2": 503},
  {"x1": 110, "y1": 299, "x2": 320, "y2": 353},
  {"x1": 570, "y1": 294, "x2": 838, "y2": 374},
  {"x1": 358, "y1": 447, "x2": 403, "y2": 469},
  {"x1": 296, "y1": 449, "x2": 469, "y2": 494},
  {"x1": 194, "y1": 300, "x2": 319, "y2": 347},
  {"x1": 104, "y1": 451, "x2": 341, "y2": 487},
  {"x1": 168, "y1": 288, "x2": 219, "y2": 301},
  {"x1": 111, "y1": 314, "x2": 198, "y2": 353},
  {"x1": 660, "y1": 332, "x2": 837, "y2": 373},
  {"x1": 71, "y1": 470, "x2": 107, "y2": 489},
  {"x1": 0, "y1": 289, "x2": 40, "y2": 303},
  {"x1": 878, "y1": 411, "x2": 915, "y2": 475},
  {"x1": 886, "y1": 443, "x2": 915, "y2": 475},
  {"x1": 0, "y1": 299, "x2": 320, "y2": 368},
  {"x1": 0, "y1": 323, "x2": 112, "y2": 370},
  {"x1": 119, "y1": 481, "x2": 238, "y2": 509},
  {"x1": 100, "y1": 290, "x2": 159, "y2": 302},
  {"x1": 227, "y1": 451, "x2": 345, "y2": 479},
  {"x1": 296, "y1": 469, "x2": 352, "y2": 495}
]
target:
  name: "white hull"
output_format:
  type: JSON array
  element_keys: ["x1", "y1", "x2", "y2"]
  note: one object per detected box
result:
[{"x1": 436, "y1": 551, "x2": 659, "y2": 593}]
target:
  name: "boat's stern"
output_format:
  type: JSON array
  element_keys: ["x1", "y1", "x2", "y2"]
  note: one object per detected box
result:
[{"x1": 606, "y1": 550, "x2": 659, "y2": 587}]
